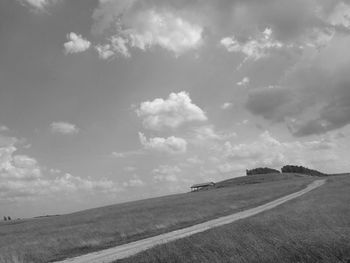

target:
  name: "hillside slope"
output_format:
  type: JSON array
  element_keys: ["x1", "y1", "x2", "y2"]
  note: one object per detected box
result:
[
  {"x1": 0, "y1": 175, "x2": 313, "y2": 263},
  {"x1": 119, "y1": 175, "x2": 350, "y2": 263}
]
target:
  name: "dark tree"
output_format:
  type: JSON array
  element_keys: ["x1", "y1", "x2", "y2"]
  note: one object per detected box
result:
[
  {"x1": 3, "y1": 216, "x2": 7, "y2": 221},
  {"x1": 7, "y1": 216, "x2": 11, "y2": 221},
  {"x1": 246, "y1": 167, "x2": 280, "y2": 176},
  {"x1": 281, "y1": 165, "x2": 326, "y2": 176}
]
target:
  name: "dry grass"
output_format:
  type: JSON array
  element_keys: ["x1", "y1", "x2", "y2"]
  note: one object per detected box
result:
[
  {"x1": 0, "y1": 175, "x2": 313, "y2": 263},
  {"x1": 118, "y1": 175, "x2": 350, "y2": 263}
]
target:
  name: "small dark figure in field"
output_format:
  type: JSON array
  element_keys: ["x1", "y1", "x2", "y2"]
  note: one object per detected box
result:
[{"x1": 3, "y1": 216, "x2": 11, "y2": 221}]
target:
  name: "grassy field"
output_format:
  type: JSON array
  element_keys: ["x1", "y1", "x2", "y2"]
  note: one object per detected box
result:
[
  {"x1": 215, "y1": 172, "x2": 308, "y2": 188},
  {"x1": 0, "y1": 174, "x2": 313, "y2": 263},
  {"x1": 118, "y1": 175, "x2": 350, "y2": 263}
]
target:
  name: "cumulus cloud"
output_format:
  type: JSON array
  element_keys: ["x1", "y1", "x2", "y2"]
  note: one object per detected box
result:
[
  {"x1": 51, "y1": 173, "x2": 119, "y2": 194},
  {"x1": 122, "y1": 175, "x2": 144, "y2": 187},
  {"x1": 95, "y1": 36, "x2": 131, "y2": 59},
  {"x1": 92, "y1": 1, "x2": 203, "y2": 57},
  {"x1": 0, "y1": 133, "x2": 119, "y2": 202},
  {"x1": 64, "y1": 33, "x2": 91, "y2": 54},
  {"x1": 221, "y1": 102, "x2": 233, "y2": 110},
  {"x1": 90, "y1": 0, "x2": 350, "y2": 61},
  {"x1": 125, "y1": 10, "x2": 203, "y2": 55},
  {"x1": 152, "y1": 165, "x2": 181, "y2": 183},
  {"x1": 237, "y1": 77, "x2": 250, "y2": 87},
  {"x1": 95, "y1": 44, "x2": 115, "y2": 60},
  {"x1": 136, "y1": 91, "x2": 207, "y2": 130},
  {"x1": 50, "y1": 122, "x2": 79, "y2": 135},
  {"x1": 139, "y1": 132, "x2": 187, "y2": 154},
  {"x1": 18, "y1": 0, "x2": 58, "y2": 10},
  {"x1": 327, "y1": 2, "x2": 350, "y2": 28},
  {"x1": 243, "y1": 30, "x2": 350, "y2": 136},
  {"x1": 221, "y1": 28, "x2": 283, "y2": 61},
  {"x1": 217, "y1": 131, "x2": 338, "y2": 174}
]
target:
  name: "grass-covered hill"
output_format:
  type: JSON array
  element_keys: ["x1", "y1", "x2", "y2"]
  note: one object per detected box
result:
[
  {"x1": 215, "y1": 172, "x2": 307, "y2": 188},
  {"x1": 119, "y1": 174, "x2": 350, "y2": 263},
  {"x1": 0, "y1": 174, "x2": 313, "y2": 263}
]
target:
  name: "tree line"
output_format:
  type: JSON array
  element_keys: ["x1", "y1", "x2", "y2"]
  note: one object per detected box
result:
[
  {"x1": 246, "y1": 167, "x2": 280, "y2": 176},
  {"x1": 281, "y1": 165, "x2": 326, "y2": 176},
  {"x1": 246, "y1": 165, "x2": 326, "y2": 176}
]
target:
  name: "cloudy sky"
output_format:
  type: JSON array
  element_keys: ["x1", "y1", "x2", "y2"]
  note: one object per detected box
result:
[{"x1": 1, "y1": 0, "x2": 350, "y2": 218}]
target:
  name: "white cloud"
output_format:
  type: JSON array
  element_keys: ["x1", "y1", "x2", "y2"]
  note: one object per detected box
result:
[
  {"x1": 0, "y1": 147, "x2": 41, "y2": 180},
  {"x1": 136, "y1": 91, "x2": 207, "y2": 130},
  {"x1": 94, "y1": 9, "x2": 203, "y2": 58},
  {"x1": 139, "y1": 132, "x2": 187, "y2": 154},
  {"x1": 110, "y1": 35, "x2": 130, "y2": 57},
  {"x1": 64, "y1": 32, "x2": 91, "y2": 54},
  {"x1": 221, "y1": 28, "x2": 283, "y2": 61},
  {"x1": 50, "y1": 122, "x2": 79, "y2": 135},
  {"x1": 51, "y1": 173, "x2": 119, "y2": 193},
  {"x1": 126, "y1": 10, "x2": 203, "y2": 55},
  {"x1": 95, "y1": 36, "x2": 131, "y2": 59},
  {"x1": 111, "y1": 149, "x2": 143, "y2": 158},
  {"x1": 0, "y1": 133, "x2": 120, "y2": 202},
  {"x1": 221, "y1": 102, "x2": 233, "y2": 110},
  {"x1": 152, "y1": 165, "x2": 182, "y2": 183},
  {"x1": 237, "y1": 77, "x2": 250, "y2": 87},
  {"x1": 192, "y1": 125, "x2": 237, "y2": 141},
  {"x1": 327, "y1": 2, "x2": 350, "y2": 28},
  {"x1": 19, "y1": 0, "x2": 57, "y2": 10},
  {"x1": 95, "y1": 44, "x2": 115, "y2": 60},
  {"x1": 122, "y1": 175, "x2": 144, "y2": 187},
  {"x1": 218, "y1": 131, "x2": 338, "y2": 173}
]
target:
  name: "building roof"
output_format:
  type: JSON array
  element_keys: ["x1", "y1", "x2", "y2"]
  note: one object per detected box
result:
[{"x1": 191, "y1": 182, "x2": 215, "y2": 188}]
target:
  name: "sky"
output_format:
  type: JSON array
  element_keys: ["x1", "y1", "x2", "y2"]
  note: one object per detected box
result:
[{"x1": 1, "y1": 0, "x2": 350, "y2": 218}]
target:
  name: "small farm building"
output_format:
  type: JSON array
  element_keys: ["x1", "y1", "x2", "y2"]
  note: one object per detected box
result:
[{"x1": 190, "y1": 182, "x2": 215, "y2": 192}]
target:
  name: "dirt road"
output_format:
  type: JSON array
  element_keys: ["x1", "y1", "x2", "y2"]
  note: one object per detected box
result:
[{"x1": 54, "y1": 179, "x2": 326, "y2": 263}]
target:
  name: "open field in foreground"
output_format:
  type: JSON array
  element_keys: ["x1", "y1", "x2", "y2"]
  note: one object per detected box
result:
[
  {"x1": 118, "y1": 175, "x2": 350, "y2": 263},
  {"x1": 0, "y1": 174, "x2": 312, "y2": 263}
]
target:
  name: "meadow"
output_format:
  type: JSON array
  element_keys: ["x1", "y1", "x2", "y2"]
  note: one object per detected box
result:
[
  {"x1": 0, "y1": 174, "x2": 313, "y2": 263},
  {"x1": 118, "y1": 175, "x2": 350, "y2": 263}
]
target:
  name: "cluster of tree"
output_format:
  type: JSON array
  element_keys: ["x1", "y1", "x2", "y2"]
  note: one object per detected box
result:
[
  {"x1": 3, "y1": 216, "x2": 11, "y2": 221},
  {"x1": 246, "y1": 167, "x2": 280, "y2": 176},
  {"x1": 281, "y1": 165, "x2": 326, "y2": 176}
]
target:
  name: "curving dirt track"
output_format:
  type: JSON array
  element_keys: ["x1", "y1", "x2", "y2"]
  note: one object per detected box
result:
[{"x1": 54, "y1": 179, "x2": 326, "y2": 263}]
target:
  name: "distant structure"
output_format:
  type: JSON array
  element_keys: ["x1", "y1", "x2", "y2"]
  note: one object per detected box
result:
[{"x1": 191, "y1": 182, "x2": 215, "y2": 192}]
